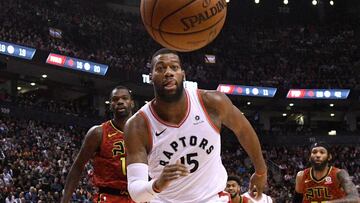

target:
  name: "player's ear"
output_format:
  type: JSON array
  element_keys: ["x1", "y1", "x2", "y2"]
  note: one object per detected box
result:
[
  {"x1": 328, "y1": 154, "x2": 332, "y2": 161},
  {"x1": 182, "y1": 70, "x2": 186, "y2": 81}
]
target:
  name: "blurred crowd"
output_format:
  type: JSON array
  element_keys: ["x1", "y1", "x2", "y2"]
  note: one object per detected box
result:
[
  {"x1": 0, "y1": 0, "x2": 151, "y2": 76},
  {"x1": 1, "y1": 116, "x2": 359, "y2": 202},
  {"x1": 0, "y1": 117, "x2": 90, "y2": 202},
  {"x1": 0, "y1": 88, "x2": 98, "y2": 118},
  {"x1": 1, "y1": 0, "x2": 360, "y2": 90}
]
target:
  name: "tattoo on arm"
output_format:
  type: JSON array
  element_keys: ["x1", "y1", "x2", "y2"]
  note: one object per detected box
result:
[{"x1": 330, "y1": 169, "x2": 359, "y2": 203}]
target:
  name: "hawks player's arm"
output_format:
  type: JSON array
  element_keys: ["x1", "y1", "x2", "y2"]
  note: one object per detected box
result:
[
  {"x1": 199, "y1": 90, "x2": 267, "y2": 197},
  {"x1": 329, "y1": 169, "x2": 359, "y2": 203},
  {"x1": 294, "y1": 170, "x2": 304, "y2": 203},
  {"x1": 61, "y1": 125, "x2": 102, "y2": 203}
]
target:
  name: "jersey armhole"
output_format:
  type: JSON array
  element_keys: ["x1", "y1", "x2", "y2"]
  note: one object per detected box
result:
[{"x1": 196, "y1": 89, "x2": 220, "y2": 133}]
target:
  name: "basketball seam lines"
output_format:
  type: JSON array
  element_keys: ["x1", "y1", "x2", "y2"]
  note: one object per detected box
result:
[
  {"x1": 143, "y1": 0, "x2": 227, "y2": 51},
  {"x1": 158, "y1": 0, "x2": 197, "y2": 50},
  {"x1": 153, "y1": 13, "x2": 226, "y2": 35},
  {"x1": 160, "y1": 13, "x2": 226, "y2": 50},
  {"x1": 141, "y1": 0, "x2": 146, "y2": 30},
  {"x1": 150, "y1": 0, "x2": 159, "y2": 40}
]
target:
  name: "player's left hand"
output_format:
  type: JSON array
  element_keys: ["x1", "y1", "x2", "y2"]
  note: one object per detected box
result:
[{"x1": 248, "y1": 171, "x2": 267, "y2": 199}]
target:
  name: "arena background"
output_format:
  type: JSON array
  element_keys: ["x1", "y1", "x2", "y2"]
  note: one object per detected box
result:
[{"x1": 0, "y1": 0, "x2": 359, "y2": 202}]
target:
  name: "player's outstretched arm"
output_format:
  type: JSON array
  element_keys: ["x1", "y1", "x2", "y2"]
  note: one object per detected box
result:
[
  {"x1": 61, "y1": 126, "x2": 102, "y2": 203},
  {"x1": 124, "y1": 113, "x2": 149, "y2": 166},
  {"x1": 125, "y1": 112, "x2": 189, "y2": 202},
  {"x1": 124, "y1": 112, "x2": 157, "y2": 202},
  {"x1": 330, "y1": 169, "x2": 359, "y2": 203},
  {"x1": 200, "y1": 90, "x2": 267, "y2": 198}
]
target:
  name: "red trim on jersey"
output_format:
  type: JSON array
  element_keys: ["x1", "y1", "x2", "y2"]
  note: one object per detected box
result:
[
  {"x1": 149, "y1": 90, "x2": 191, "y2": 128},
  {"x1": 218, "y1": 191, "x2": 231, "y2": 203},
  {"x1": 197, "y1": 90, "x2": 220, "y2": 133},
  {"x1": 139, "y1": 111, "x2": 153, "y2": 153}
]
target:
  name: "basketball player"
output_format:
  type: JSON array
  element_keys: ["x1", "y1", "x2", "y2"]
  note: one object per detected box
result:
[
  {"x1": 61, "y1": 86, "x2": 135, "y2": 203},
  {"x1": 293, "y1": 142, "x2": 359, "y2": 203},
  {"x1": 124, "y1": 48, "x2": 267, "y2": 202},
  {"x1": 226, "y1": 175, "x2": 253, "y2": 203}
]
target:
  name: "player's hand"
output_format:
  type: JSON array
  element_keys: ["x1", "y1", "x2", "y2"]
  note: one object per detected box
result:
[
  {"x1": 153, "y1": 160, "x2": 189, "y2": 192},
  {"x1": 248, "y1": 171, "x2": 267, "y2": 199}
]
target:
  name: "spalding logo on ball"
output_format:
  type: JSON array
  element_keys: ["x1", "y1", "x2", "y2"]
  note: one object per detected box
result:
[{"x1": 141, "y1": 0, "x2": 227, "y2": 52}]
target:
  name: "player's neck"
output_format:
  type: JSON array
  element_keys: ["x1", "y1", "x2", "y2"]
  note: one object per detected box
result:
[
  {"x1": 111, "y1": 117, "x2": 128, "y2": 132},
  {"x1": 231, "y1": 195, "x2": 241, "y2": 203},
  {"x1": 153, "y1": 92, "x2": 188, "y2": 124},
  {"x1": 312, "y1": 165, "x2": 330, "y2": 179}
]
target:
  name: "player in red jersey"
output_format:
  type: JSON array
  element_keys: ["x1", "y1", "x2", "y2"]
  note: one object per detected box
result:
[
  {"x1": 293, "y1": 142, "x2": 359, "y2": 203},
  {"x1": 61, "y1": 86, "x2": 135, "y2": 203},
  {"x1": 226, "y1": 175, "x2": 253, "y2": 203}
]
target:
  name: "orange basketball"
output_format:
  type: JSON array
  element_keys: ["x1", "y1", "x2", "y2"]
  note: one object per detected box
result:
[{"x1": 140, "y1": 0, "x2": 227, "y2": 52}]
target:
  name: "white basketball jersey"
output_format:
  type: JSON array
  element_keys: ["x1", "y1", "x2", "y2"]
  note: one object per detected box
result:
[
  {"x1": 139, "y1": 89, "x2": 228, "y2": 203},
  {"x1": 243, "y1": 192, "x2": 273, "y2": 203}
]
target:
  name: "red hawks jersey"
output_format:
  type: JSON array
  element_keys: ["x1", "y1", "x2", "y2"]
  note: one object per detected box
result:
[
  {"x1": 239, "y1": 196, "x2": 250, "y2": 203},
  {"x1": 302, "y1": 166, "x2": 345, "y2": 203},
  {"x1": 242, "y1": 196, "x2": 250, "y2": 203},
  {"x1": 92, "y1": 120, "x2": 127, "y2": 190},
  {"x1": 229, "y1": 195, "x2": 249, "y2": 203}
]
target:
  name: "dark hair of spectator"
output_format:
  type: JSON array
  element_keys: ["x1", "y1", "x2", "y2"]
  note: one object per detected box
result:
[{"x1": 227, "y1": 175, "x2": 242, "y2": 186}]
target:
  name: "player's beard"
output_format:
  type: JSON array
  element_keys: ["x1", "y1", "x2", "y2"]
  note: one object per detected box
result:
[
  {"x1": 118, "y1": 108, "x2": 130, "y2": 117},
  {"x1": 156, "y1": 80, "x2": 184, "y2": 103},
  {"x1": 113, "y1": 106, "x2": 131, "y2": 118},
  {"x1": 310, "y1": 158, "x2": 329, "y2": 171}
]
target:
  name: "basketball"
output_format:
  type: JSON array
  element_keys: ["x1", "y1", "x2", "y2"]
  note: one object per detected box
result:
[{"x1": 140, "y1": 0, "x2": 227, "y2": 52}]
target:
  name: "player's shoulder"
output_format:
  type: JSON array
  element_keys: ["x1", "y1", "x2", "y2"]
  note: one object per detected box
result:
[
  {"x1": 88, "y1": 125, "x2": 103, "y2": 135},
  {"x1": 83, "y1": 124, "x2": 103, "y2": 143},
  {"x1": 198, "y1": 89, "x2": 226, "y2": 98},
  {"x1": 334, "y1": 167, "x2": 350, "y2": 178},
  {"x1": 331, "y1": 166, "x2": 342, "y2": 172},
  {"x1": 296, "y1": 170, "x2": 305, "y2": 178},
  {"x1": 125, "y1": 111, "x2": 148, "y2": 131},
  {"x1": 198, "y1": 89, "x2": 229, "y2": 106}
]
